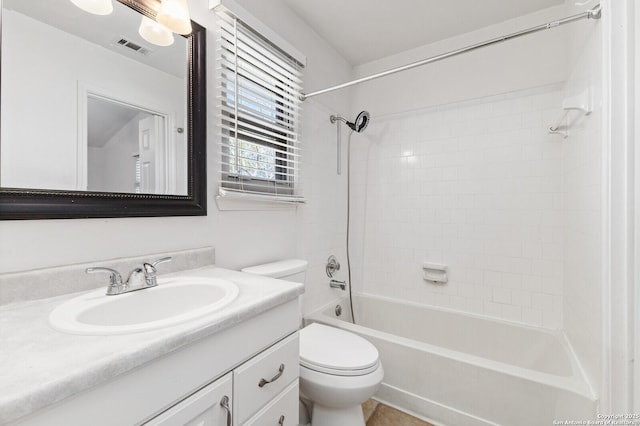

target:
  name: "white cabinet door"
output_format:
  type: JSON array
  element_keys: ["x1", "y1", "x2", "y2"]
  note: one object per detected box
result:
[{"x1": 145, "y1": 372, "x2": 233, "y2": 426}]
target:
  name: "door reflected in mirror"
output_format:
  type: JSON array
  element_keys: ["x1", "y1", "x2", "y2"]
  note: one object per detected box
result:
[{"x1": 0, "y1": 0, "x2": 188, "y2": 196}]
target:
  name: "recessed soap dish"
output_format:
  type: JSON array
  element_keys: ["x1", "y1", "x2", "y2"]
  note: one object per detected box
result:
[{"x1": 422, "y1": 263, "x2": 448, "y2": 284}]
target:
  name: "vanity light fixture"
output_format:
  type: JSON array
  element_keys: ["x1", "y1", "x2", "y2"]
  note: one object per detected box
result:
[
  {"x1": 156, "y1": 0, "x2": 193, "y2": 35},
  {"x1": 69, "y1": 0, "x2": 113, "y2": 15},
  {"x1": 138, "y1": 16, "x2": 175, "y2": 47}
]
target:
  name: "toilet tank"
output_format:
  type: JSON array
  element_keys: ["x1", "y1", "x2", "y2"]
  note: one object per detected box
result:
[{"x1": 241, "y1": 259, "x2": 308, "y2": 283}]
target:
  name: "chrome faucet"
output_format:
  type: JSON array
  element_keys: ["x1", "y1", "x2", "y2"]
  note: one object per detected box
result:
[
  {"x1": 329, "y1": 279, "x2": 346, "y2": 291},
  {"x1": 86, "y1": 256, "x2": 172, "y2": 295}
]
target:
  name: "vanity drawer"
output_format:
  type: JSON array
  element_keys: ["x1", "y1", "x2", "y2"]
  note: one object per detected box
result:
[
  {"x1": 145, "y1": 372, "x2": 232, "y2": 426},
  {"x1": 243, "y1": 380, "x2": 298, "y2": 426},
  {"x1": 233, "y1": 332, "x2": 299, "y2": 424}
]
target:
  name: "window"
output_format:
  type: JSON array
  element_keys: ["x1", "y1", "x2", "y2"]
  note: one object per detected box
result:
[{"x1": 216, "y1": 11, "x2": 304, "y2": 201}]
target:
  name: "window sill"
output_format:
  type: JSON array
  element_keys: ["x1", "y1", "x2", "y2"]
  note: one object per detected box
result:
[{"x1": 215, "y1": 188, "x2": 306, "y2": 211}]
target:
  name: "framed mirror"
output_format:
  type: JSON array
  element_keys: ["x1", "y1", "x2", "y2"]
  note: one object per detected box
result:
[{"x1": 0, "y1": 0, "x2": 206, "y2": 219}]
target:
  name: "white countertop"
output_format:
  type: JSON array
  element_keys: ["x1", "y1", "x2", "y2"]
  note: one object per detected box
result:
[{"x1": 0, "y1": 266, "x2": 304, "y2": 424}]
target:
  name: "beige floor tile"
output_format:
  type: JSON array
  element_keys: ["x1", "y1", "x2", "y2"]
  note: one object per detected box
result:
[
  {"x1": 366, "y1": 403, "x2": 433, "y2": 426},
  {"x1": 362, "y1": 399, "x2": 380, "y2": 422}
]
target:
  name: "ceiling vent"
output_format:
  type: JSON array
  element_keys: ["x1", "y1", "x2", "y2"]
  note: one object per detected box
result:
[{"x1": 113, "y1": 37, "x2": 152, "y2": 56}]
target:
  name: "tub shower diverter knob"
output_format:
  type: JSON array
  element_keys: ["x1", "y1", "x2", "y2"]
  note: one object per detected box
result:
[{"x1": 326, "y1": 255, "x2": 340, "y2": 277}]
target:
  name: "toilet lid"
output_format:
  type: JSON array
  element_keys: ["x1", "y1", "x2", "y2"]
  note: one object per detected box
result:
[{"x1": 300, "y1": 323, "x2": 379, "y2": 376}]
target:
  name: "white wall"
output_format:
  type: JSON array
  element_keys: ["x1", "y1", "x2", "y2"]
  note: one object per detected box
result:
[
  {"x1": 598, "y1": 0, "x2": 635, "y2": 413},
  {"x1": 0, "y1": 9, "x2": 183, "y2": 191},
  {"x1": 634, "y1": 0, "x2": 640, "y2": 413},
  {"x1": 0, "y1": 0, "x2": 352, "y2": 322}
]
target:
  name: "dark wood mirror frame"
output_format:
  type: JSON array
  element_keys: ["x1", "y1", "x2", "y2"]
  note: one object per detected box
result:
[{"x1": 0, "y1": 0, "x2": 206, "y2": 220}]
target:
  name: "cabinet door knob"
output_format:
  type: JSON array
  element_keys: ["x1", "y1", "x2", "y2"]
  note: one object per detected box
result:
[
  {"x1": 278, "y1": 415, "x2": 285, "y2": 425},
  {"x1": 219, "y1": 395, "x2": 231, "y2": 426},
  {"x1": 258, "y1": 363, "x2": 285, "y2": 388}
]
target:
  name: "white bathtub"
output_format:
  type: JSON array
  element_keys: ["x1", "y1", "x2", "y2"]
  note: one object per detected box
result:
[{"x1": 306, "y1": 294, "x2": 597, "y2": 426}]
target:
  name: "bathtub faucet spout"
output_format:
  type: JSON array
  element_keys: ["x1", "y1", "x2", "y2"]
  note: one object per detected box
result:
[{"x1": 330, "y1": 279, "x2": 346, "y2": 290}]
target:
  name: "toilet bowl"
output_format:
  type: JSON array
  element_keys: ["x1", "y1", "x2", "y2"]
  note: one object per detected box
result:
[
  {"x1": 241, "y1": 259, "x2": 384, "y2": 426},
  {"x1": 299, "y1": 323, "x2": 384, "y2": 426}
]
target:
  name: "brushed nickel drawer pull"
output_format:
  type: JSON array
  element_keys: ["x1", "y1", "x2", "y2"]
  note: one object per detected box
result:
[
  {"x1": 220, "y1": 395, "x2": 231, "y2": 426},
  {"x1": 278, "y1": 414, "x2": 285, "y2": 425},
  {"x1": 258, "y1": 364, "x2": 285, "y2": 388}
]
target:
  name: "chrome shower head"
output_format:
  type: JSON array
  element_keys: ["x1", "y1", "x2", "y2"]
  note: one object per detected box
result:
[
  {"x1": 348, "y1": 111, "x2": 370, "y2": 133},
  {"x1": 330, "y1": 111, "x2": 371, "y2": 133}
]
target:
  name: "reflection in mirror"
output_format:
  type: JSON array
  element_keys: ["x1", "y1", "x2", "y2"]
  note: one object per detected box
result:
[
  {"x1": 0, "y1": 0, "x2": 206, "y2": 219},
  {"x1": 86, "y1": 95, "x2": 187, "y2": 194},
  {"x1": 1, "y1": 0, "x2": 188, "y2": 196}
]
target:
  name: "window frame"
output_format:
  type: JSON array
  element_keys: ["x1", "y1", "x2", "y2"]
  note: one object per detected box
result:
[{"x1": 216, "y1": 12, "x2": 304, "y2": 200}]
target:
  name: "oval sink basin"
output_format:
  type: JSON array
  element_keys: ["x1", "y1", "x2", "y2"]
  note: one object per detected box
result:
[{"x1": 49, "y1": 277, "x2": 239, "y2": 335}]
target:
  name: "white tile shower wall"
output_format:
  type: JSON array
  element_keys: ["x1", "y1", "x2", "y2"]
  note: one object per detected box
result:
[
  {"x1": 297, "y1": 98, "x2": 350, "y2": 316},
  {"x1": 352, "y1": 85, "x2": 566, "y2": 328}
]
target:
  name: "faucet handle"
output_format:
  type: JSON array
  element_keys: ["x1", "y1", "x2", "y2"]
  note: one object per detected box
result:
[
  {"x1": 143, "y1": 256, "x2": 172, "y2": 287},
  {"x1": 86, "y1": 267, "x2": 124, "y2": 295},
  {"x1": 151, "y1": 256, "x2": 172, "y2": 268}
]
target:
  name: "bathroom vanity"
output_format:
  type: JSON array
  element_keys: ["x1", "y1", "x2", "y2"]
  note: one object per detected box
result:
[{"x1": 0, "y1": 263, "x2": 304, "y2": 425}]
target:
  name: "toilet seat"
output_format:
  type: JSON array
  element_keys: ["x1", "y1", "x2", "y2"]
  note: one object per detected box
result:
[{"x1": 300, "y1": 323, "x2": 380, "y2": 376}]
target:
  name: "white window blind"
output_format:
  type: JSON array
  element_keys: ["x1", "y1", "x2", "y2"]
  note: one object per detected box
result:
[{"x1": 215, "y1": 10, "x2": 305, "y2": 202}]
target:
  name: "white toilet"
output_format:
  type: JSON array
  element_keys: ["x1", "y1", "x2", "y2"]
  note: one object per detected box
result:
[{"x1": 241, "y1": 259, "x2": 384, "y2": 426}]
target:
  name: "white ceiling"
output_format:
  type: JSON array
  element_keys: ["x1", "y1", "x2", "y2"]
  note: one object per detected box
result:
[{"x1": 283, "y1": 0, "x2": 565, "y2": 65}]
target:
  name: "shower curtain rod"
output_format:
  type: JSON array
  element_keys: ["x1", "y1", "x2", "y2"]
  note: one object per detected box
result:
[{"x1": 299, "y1": 4, "x2": 602, "y2": 101}]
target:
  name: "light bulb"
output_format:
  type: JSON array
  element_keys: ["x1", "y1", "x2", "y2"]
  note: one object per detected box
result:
[
  {"x1": 156, "y1": 0, "x2": 192, "y2": 35},
  {"x1": 139, "y1": 16, "x2": 174, "y2": 47},
  {"x1": 69, "y1": 0, "x2": 113, "y2": 15}
]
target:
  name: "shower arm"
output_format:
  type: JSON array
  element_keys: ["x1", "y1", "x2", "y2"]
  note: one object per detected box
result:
[{"x1": 300, "y1": 4, "x2": 602, "y2": 101}]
